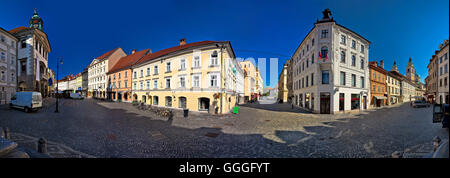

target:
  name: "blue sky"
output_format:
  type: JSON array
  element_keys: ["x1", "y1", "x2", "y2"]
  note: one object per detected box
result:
[{"x1": 0, "y1": 0, "x2": 448, "y2": 87}]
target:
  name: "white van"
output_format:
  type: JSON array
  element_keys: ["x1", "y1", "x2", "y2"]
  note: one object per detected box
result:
[
  {"x1": 70, "y1": 92, "x2": 84, "y2": 99},
  {"x1": 10, "y1": 92, "x2": 43, "y2": 112}
]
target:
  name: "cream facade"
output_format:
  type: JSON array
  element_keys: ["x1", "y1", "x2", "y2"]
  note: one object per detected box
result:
[
  {"x1": 291, "y1": 9, "x2": 370, "y2": 114},
  {"x1": 240, "y1": 60, "x2": 258, "y2": 102},
  {"x1": 386, "y1": 72, "x2": 401, "y2": 105},
  {"x1": 437, "y1": 40, "x2": 449, "y2": 104},
  {"x1": 131, "y1": 40, "x2": 241, "y2": 114},
  {"x1": 87, "y1": 47, "x2": 126, "y2": 99},
  {"x1": 0, "y1": 27, "x2": 18, "y2": 104}
]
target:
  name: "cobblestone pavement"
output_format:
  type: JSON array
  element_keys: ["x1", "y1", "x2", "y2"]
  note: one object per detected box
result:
[{"x1": 0, "y1": 98, "x2": 448, "y2": 158}]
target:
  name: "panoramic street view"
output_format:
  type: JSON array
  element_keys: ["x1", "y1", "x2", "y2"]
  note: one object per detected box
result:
[{"x1": 0, "y1": 0, "x2": 449, "y2": 160}]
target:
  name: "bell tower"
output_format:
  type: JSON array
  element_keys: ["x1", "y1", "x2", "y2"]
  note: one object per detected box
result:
[
  {"x1": 406, "y1": 57, "x2": 415, "y2": 81},
  {"x1": 29, "y1": 8, "x2": 44, "y2": 31},
  {"x1": 391, "y1": 60, "x2": 399, "y2": 73}
]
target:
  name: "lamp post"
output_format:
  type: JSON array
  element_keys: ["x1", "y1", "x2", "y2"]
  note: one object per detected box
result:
[{"x1": 55, "y1": 57, "x2": 62, "y2": 113}]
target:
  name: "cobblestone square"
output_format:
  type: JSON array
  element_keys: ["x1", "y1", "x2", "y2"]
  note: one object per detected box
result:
[{"x1": 0, "y1": 97, "x2": 448, "y2": 158}]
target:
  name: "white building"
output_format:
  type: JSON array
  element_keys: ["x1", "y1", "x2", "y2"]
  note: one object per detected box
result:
[
  {"x1": 401, "y1": 78, "x2": 416, "y2": 102},
  {"x1": 56, "y1": 79, "x2": 69, "y2": 91},
  {"x1": 87, "y1": 47, "x2": 126, "y2": 98},
  {"x1": 9, "y1": 9, "x2": 52, "y2": 97},
  {"x1": 291, "y1": 9, "x2": 370, "y2": 114},
  {"x1": 0, "y1": 27, "x2": 19, "y2": 104},
  {"x1": 232, "y1": 58, "x2": 245, "y2": 104},
  {"x1": 437, "y1": 40, "x2": 449, "y2": 104}
]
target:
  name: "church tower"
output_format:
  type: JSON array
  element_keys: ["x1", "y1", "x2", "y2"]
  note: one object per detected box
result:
[
  {"x1": 391, "y1": 60, "x2": 399, "y2": 73},
  {"x1": 29, "y1": 8, "x2": 44, "y2": 31},
  {"x1": 406, "y1": 57, "x2": 415, "y2": 81}
]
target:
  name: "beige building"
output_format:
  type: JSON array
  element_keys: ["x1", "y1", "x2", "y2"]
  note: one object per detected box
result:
[
  {"x1": 437, "y1": 39, "x2": 449, "y2": 104},
  {"x1": 87, "y1": 47, "x2": 126, "y2": 99},
  {"x1": 426, "y1": 50, "x2": 439, "y2": 103},
  {"x1": 387, "y1": 70, "x2": 401, "y2": 105},
  {"x1": 131, "y1": 39, "x2": 242, "y2": 114},
  {"x1": 240, "y1": 60, "x2": 258, "y2": 102},
  {"x1": 277, "y1": 60, "x2": 289, "y2": 103}
]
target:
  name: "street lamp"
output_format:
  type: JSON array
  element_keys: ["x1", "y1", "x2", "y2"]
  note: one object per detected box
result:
[{"x1": 55, "y1": 57, "x2": 63, "y2": 113}]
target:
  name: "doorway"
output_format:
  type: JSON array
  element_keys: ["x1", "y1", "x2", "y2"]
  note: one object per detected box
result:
[{"x1": 320, "y1": 93, "x2": 331, "y2": 114}]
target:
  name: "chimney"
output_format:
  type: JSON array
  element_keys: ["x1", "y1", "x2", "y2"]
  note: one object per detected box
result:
[
  {"x1": 180, "y1": 38, "x2": 186, "y2": 46},
  {"x1": 379, "y1": 60, "x2": 384, "y2": 69},
  {"x1": 131, "y1": 49, "x2": 136, "y2": 54}
]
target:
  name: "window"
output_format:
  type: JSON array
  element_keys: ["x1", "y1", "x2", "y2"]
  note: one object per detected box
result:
[
  {"x1": 361, "y1": 59, "x2": 365, "y2": 69},
  {"x1": 0, "y1": 51, "x2": 5, "y2": 61},
  {"x1": 341, "y1": 35, "x2": 346, "y2": 44},
  {"x1": 133, "y1": 71, "x2": 137, "y2": 79},
  {"x1": 440, "y1": 67, "x2": 443, "y2": 76},
  {"x1": 113, "y1": 74, "x2": 116, "y2": 80},
  {"x1": 306, "y1": 76, "x2": 309, "y2": 87},
  {"x1": 373, "y1": 85, "x2": 376, "y2": 91},
  {"x1": 140, "y1": 81, "x2": 143, "y2": 90},
  {"x1": 311, "y1": 54, "x2": 314, "y2": 64},
  {"x1": 21, "y1": 40, "x2": 26, "y2": 48},
  {"x1": 210, "y1": 75, "x2": 218, "y2": 87},
  {"x1": 193, "y1": 75, "x2": 200, "y2": 87},
  {"x1": 321, "y1": 46, "x2": 328, "y2": 60},
  {"x1": 321, "y1": 29, "x2": 328, "y2": 38},
  {"x1": 165, "y1": 78, "x2": 171, "y2": 88},
  {"x1": 211, "y1": 51, "x2": 218, "y2": 66},
  {"x1": 124, "y1": 71, "x2": 127, "y2": 78},
  {"x1": 352, "y1": 40, "x2": 356, "y2": 49},
  {"x1": 445, "y1": 77, "x2": 448, "y2": 86},
  {"x1": 153, "y1": 96, "x2": 159, "y2": 105},
  {"x1": 133, "y1": 82, "x2": 137, "y2": 90},
  {"x1": 154, "y1": 65, "x2": 158, "y2": 74},
  {"x1": 339, "y1": 51, "x2": 347, "y2": 63},
  {"x1": 351, "y1": 55, "x2": 356, "y2": 66},
  {"x1": 146, "y1": 68, "x2": 150, "y2": 76},
  {"x1": 166, "y1": 62, "x2": 171, "y2": 72},
  {"x1": 351, "y1": 94, "x2": 360, "y2": 110},
  {"x1": 445, "y1": 64, "x2": 448, "y2": 73},
  {"x1": 124, "y1": 80, "x2": 127, "y2": 88},
  {"x1": 179, "y1": 76, "x2": 186, "y2": 88},
  {"x1": 140, "y1": 69, "x2": 143, "y2": 77},
  {"x1": 311, "y1": 73, "x2": 314, "y2": 86},
  {"x1": 180, "y1": 58, "x2": 186, "y2": 70},
  {"x1": 193, "y1": 56, "x2": 200, "y2": 68},
  {"x1": 118, "y1": 73, "x2": 121, "y2": 79},
  {"x1": 340, "y1": 72, "x2": 346, "y2": 86},
  {"x1": 165, "y1": 96, "x2": 172, "y2": 107},
  {"x1": 361, "y1": 45, "x2": 365, "y2": 53},
  {"x1": 312, "y1": 38, "x2": 315, "y2": 46},
  {"x1": 322, "y1": 70, "x2": 329, "y2": 84},
  {"x1": 153, "y1": 80, "x2": 158, "y2": 89},
  {"x1": 306, "y1": 59, "x2": 309, "y2": 68},
  {"x1": 352, "y1": 74, "x2": 356, "y2": 87},
  {"x1": 146, "y1": 80, "x2": 150, "y2": 89},
  {"x1": 361, "y1": 77, "x2": 365, "y2": 88}
]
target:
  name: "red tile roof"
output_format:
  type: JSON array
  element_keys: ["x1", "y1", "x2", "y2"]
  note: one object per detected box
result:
[
  {"x1": 9, "y1": 26, "x2": 30, "y2": 34},
  {"x1": 97, "y1": 47, "x2": 120, "y2": 60},
  {"x1": 108, "y1": 49, "x2": 150, "y2": 74},
  {"x1": 135, "y1": 40, "x2": 222, "y2": 65}
]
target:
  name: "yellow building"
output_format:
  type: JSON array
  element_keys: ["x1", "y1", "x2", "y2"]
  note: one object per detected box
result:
[
  {"x1": 277, "y1": 60, "x2": 289, "y2": 103},
  {"x1": 240, "y1": 60, "x2": 258, "y2": 102},
  {"x1": 131, "y1": 39, "x2": 241, "y2": 114}
]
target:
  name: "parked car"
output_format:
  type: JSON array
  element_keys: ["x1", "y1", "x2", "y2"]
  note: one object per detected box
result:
[
  {"x1": 433, "y1": 104, "x2": 449, "y2": 128},
  {"x1": 69, "y1": 93, "x2": 84, "y2": 99},
  {"x1": 412, "y1": 100, "x2": 430, "y2": 108},
  {"x1": 9, "y1": 92, "x2": 42, "y2": 113}
]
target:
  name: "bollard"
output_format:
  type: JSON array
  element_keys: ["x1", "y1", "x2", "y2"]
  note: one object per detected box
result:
[
  {"x1": 38, "y1": 138, "x2": 47, "y2": 154},
  {"x1": 433, "y1": 136, "x2": 441, "y2": 152},
  {"x1": 4, "y1": 128, "x2": 10, "y2": 140}
]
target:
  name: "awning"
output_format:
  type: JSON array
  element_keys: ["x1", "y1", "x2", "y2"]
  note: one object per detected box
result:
[{"x1": 374, "y1": 96, "x2": 387, "y2": 100}]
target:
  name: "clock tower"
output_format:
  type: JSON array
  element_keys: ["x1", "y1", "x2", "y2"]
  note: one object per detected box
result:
[{"x1": 29, "y1": 8, "x2": 44, "y2": 31}]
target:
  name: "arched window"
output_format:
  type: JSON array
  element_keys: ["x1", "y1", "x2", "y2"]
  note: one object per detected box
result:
[{"x1": 340, "y1": 51, "x2": 346, "y2": 63}]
